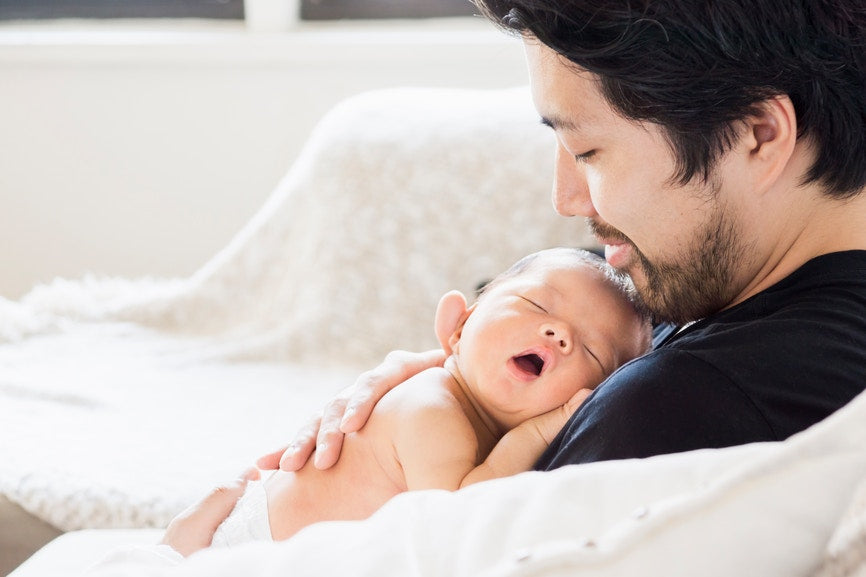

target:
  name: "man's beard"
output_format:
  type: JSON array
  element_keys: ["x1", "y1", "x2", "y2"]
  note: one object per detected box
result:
[{"x1": 588, "y1": 206, "x2": 746, "y2": 325}]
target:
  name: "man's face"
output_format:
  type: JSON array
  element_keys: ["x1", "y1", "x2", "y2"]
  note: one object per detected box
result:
[{"x1": 524, "y1": 40, "x2": 757, "y2": 324}]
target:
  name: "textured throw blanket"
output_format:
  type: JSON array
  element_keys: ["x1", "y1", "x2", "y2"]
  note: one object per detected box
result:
[{"x1": 0, "y1": 86, "x2": 593, "y2": 531}]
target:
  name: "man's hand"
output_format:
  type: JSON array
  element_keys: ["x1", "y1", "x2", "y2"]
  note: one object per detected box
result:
[
  {"x1": 257, "y1": 349, "x2": 446, "y2": 472},
  {"x1": 161, "y1": 468, "x2": 259, "y2": 557}
]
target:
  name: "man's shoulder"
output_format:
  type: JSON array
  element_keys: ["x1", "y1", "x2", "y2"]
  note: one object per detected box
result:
[
  {"x1": 534, "y1": 350, "x2": 775, "y2": 469},
  {"x1": 588, "y1": 348, "x2": 759, "y2": 421},
  {"x1": 535, "y1": 251, "x2": 866, "y2": 470}
]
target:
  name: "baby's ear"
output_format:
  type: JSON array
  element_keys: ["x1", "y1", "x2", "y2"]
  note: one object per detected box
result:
[{"x1": 434, "y1": 290, "x2": 472, "y2": 356}]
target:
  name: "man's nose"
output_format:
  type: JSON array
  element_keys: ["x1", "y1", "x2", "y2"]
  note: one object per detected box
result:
[
  {"x1": 540, "y1": 322, "x2": 573, "y2": 355},
  {"x1": 553, "y1": 142, "x2": 597, "y2": 218}
]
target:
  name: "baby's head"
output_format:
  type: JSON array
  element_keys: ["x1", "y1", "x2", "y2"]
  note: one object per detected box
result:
[{"x1": 436, "y1": 247, "x2": 651, "y2": 431}]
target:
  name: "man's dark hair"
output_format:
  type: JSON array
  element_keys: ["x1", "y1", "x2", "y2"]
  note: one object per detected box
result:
[{"x1": 475, "y1": 0, "x2": 866, "y2": 198}]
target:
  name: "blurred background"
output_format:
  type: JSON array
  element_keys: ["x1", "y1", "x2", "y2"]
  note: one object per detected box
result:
[{"x1": 0, "y1": 0, "x2": 528, "y2": 299}]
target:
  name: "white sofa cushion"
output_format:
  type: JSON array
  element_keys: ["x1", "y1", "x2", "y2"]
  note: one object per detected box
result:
[
  {"x1": 815, "y1": 476, "x2": 866, "y2": 577},
  {"x1": 77, "y1": 388, "x2": 866, "y2": 577},
  {"x1": 8, "y1": 529, "x2": 162, "y2": 577},
  {"x1": 0, "y1": 87, "x2": 593, "y2": 535}
]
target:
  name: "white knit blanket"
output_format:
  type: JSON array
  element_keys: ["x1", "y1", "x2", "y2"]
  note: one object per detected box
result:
[{"x1": 0, "y1": 86, "x2": 594, "y2": 531}]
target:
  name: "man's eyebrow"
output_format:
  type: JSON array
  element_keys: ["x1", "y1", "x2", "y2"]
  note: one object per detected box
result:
[{"x1": 539, "y1": 114, "x2": 581, "y2": 132}]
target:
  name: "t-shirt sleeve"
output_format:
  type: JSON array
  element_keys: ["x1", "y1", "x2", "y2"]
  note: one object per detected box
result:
[{"x1": 535, "y1": 349, "x2": 776, "y2": 470}]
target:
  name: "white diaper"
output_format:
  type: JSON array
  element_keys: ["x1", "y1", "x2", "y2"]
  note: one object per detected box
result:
[{"x1": 211, "y1": 478, "x2": 273, "y2": 547}]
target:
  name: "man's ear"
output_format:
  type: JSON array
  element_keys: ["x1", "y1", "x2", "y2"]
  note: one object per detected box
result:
[
  {"x1": 741, "y1": 95, "x2": 797, "y2": 193},
  {"x1": 434, "y1": 290, "x2": 474, "y2": 356}
]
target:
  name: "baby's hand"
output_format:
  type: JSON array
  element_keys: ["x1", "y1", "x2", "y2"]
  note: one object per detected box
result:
[
  {"x1": 459, "y1": 388, "x2": 594, "y2": 487},
  {"x1": 527, "y1": 388, "x2": 593, "y2": 445},
  {"x1": 162, "y1": 468, "x2": 259, "y2": 557}
]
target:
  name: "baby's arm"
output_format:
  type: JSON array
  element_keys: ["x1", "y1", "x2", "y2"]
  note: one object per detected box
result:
[
  {"x1": 392, "y1": 374, "x2": 592, "y2": 491},
  {"x1": 460, "y1": 388, "x2": 592, "y2": 487}
]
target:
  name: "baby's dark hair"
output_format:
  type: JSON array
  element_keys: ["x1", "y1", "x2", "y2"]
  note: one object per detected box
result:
[{"x1": 479, "y1": 247, "x2": 648, "y2": 321}]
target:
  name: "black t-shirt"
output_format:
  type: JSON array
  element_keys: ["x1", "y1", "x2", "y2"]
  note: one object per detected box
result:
[{"x1": 536, "y1": 250, "x2": 866, "y2": 469}]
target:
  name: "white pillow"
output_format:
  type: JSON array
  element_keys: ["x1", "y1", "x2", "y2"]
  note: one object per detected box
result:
[
  {"x1": 90, "y1": 388, "x2": 866, "y2": 577},
  {"x1": 814, "y1": 476, "x2": 866, "y2": 577}
]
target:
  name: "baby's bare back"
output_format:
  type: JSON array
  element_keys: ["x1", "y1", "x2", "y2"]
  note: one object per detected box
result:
[
  {"x1": 265, "y1": 424, "x2": 407, "y2": 541},
  {"x1": 264, "y1": 368, "x2": 488, "y2": 541}
]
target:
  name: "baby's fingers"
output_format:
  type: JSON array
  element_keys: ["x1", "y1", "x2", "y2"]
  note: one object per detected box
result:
[
  {"x1": 534, "y1": 388, "x2": 593, "y2": 445},
  {"x1": 564, "y1": 388, "x2": 593, "y2": 416}
]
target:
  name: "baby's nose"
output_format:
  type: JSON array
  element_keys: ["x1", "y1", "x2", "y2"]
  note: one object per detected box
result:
[{"x1": 541, "y1": 323, "x2": 573, "y2": 355}]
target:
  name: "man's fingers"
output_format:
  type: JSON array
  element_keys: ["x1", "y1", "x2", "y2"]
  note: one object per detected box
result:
[
  {"x1": 312, "y1": 434, "x2": 343, "y2": 470},
  {"x1": 340, "y1": 349, "x2": 446, "y2": 433},
  {"x1": 276, "y1": 349, "x2": 447, "y2": 473},
  {"x1": 314, "y1": 350, "x2": 446, "y2": 467},
  {"x1": 240, "y1": 467, "x2": 261, "y2": 482},
  {"x1": 256, "y1": 448, "x2": 285, "y2": 471},
  {"x1": 338, "y1": 385, "x2": 381, "y2": 434},
  {"x1": 310, "y1": 395, "x2": 349, "y2": 469},
  {"x1": 277, "y1": 415, "x2": 322, "y2": 471},
  {"x1": 387, "y1": 349, "x2": 447, "y2": 381},
  {"x1": 338, "y1": 362, "x2": 401, "y2": 433}
]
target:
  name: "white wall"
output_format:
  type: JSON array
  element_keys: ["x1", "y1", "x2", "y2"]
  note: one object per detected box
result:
[{"x1": 0, "y1": 19, "x2": 528, "y2": 299}]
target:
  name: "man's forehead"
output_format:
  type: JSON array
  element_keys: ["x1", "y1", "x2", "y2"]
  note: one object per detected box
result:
[{"x1": 525, "y1": 42, "x2": 608, "y2": 136}]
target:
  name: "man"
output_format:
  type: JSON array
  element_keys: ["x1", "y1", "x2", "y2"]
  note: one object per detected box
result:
[
  {"x1": 267, "y1": 0, "x2": 866, "y2": 472},
  {"x1": 146, "y1": 0, "x2": 866, "y2": 562}
]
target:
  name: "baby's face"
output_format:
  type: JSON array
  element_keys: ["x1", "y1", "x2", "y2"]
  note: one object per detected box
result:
[{"x1": 453, "y1": 254, "x2": 646, "y2": 430}]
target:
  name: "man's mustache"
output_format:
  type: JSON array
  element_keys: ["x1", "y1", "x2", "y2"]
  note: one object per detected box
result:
[{"x1": 587, "y1": 218, "x2": 632, "y2": 246}]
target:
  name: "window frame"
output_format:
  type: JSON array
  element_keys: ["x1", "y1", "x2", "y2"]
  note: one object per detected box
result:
[
  {"x1": 0, "y1": 0, "x2": 475, "y2": 21},
  {"x1": 0, "y1": 0, "x2": 244, "y2": 20},
  {"x1": 301, "y1": 0, "x2": 475, "y2": 20}
]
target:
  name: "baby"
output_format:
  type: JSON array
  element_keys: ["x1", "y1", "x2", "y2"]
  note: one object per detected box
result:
[{"x1": 213, "y1": 247, "x2": 651, "y2": 545}]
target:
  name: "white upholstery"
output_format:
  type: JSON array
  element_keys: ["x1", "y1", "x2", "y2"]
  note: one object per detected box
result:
[
  {"x1": 0, "y1": 86, "x2": 590, "y2": 572},
  {"x1": 16, "y1": 386, "x2": 866, "y2": 577},
  {"x1": 3, "y1": 87, "x2": 864, "y2": 577},
  {"x1": 8, "y1": 530, "x2": 161, "y2": 577}
]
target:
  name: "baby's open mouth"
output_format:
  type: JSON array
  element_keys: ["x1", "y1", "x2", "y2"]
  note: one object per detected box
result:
[{"x1": 512, "y1": 353, "x2": 545, "y2": 377}]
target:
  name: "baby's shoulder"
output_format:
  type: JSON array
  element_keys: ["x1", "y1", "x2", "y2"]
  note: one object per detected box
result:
[
  {"x1": 376, "y1": 366, "x2": 465, "y2": 418},
  {"x1": 379, "y1": 369, "x2": 481, "y2": 473}
]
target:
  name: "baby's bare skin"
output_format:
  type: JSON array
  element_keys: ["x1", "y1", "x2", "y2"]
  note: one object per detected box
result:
[
  {"x1": 266, "y1": 367, "x2": 495, "y2": 540},
  {"x1": 263, "y1": 253, "x2": 650, "y2": 540}
]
